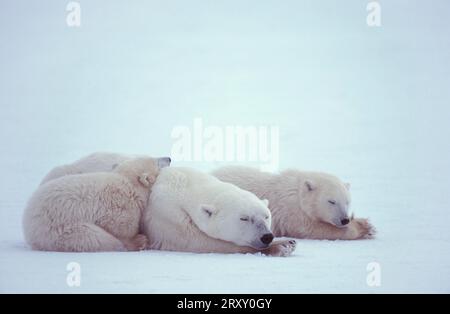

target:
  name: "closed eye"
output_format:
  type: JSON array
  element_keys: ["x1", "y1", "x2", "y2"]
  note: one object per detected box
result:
[
  {"x1": 328, "y1": 200, "x2": 336, "y2": 205},
  {"x1": 240, "y1": 217, "x2": 249, "y2": 221}
]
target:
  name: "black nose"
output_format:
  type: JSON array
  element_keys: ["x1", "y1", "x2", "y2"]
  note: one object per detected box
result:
[
  {"x1": 260, "y1": 233, "x2": 274, "y2": 245},
  {"x1": 341, "y1": 218, "x2": 350, "y2": 225}
]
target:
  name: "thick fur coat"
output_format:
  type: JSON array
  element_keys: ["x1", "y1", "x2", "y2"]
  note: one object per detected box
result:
[
  {"x1": 23, "y1": 157, "x2": 164, "y2": 252},
  {"x1": 212, "y1": 166, "x2": 375, "y2": 240},
  {"x1": 143, "y1": 167, "x2": 296, "y2": 256},
  {"x1": 30, "y1": 153, "x2": 295, "y2": 256}
]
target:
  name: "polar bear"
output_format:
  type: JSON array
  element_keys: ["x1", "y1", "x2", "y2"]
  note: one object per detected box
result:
[
  {"x1": 38, "y1": 153, "x2": 296, "y2": 256},
  {"x1": 23, "y1": 157, "x2": 168, "y2": 252},
  {"x1": 143, "y1": 167, "x2": 296, "y2": 256},
  {"x1": 40, "y1": 152, "x2": 145, "y2": 185},
  {"x1": 212, "y1": 166, "x2": 375, "y2": 240}
]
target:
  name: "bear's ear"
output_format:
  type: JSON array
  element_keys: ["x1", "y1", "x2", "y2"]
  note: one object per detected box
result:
[
  {"x1": 138, "y1": 173, "x2": 155, "y2": 187},
  {"x1": 261, "y1": 199, "x2": 269, "y2": 207},
  {"x1": 157, "y1": 157, "x2": 171, "y2": 169},
  {"x1": 344, "y1": 182, "x2": 351, "y2": 190},
  {"x1": 305, "y1": 180, "x2": 315, "y2": 192},
  {"x1": 201, "y1": 204, "x2": 217, "y2": 218}
]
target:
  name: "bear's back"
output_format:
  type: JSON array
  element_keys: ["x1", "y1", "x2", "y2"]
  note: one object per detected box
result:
[{"x1": 24, "y1": 172, "x2": 135, "y2": 228}]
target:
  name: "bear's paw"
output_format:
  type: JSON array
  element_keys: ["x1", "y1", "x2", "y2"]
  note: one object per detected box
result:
[
  {"x1": 262, "y1": 239, "x2": 297, "y2": 257},
  {"x1": 122, "y1": 234, "x2": 149, "y2": 251},
  {"x1": 352, "y1": 218, "x2": 376, "y2": 239}
]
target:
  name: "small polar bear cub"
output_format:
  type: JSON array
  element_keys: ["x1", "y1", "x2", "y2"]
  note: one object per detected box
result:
[
  {"x1": 144, "y1": 167, "x2": 296, "y2": 256},
  {"x1": 23, "y1": 157, "x2": 170, "y2": 252},
  {"x1": 213, "y1": 166, "x2": 375, "y2": 240},
  {"x1": 40, "y1": 152, "x2": 142, "y2": 185}
]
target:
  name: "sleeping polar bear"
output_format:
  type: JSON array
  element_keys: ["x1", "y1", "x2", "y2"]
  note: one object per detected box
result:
[
  {"x1": 23, "y1": 157, "x2": 168, "y2": 252},
  {"x1": 144, "y1": 167, "x2": 296, "y2": 256},
  {"x1": 35, "y1": 152, "x2": 296, "y2": 256},
  {"x1": 40, "y1": 152, "x2": 141, "y2": 185},
  {"x1": 212, "y1": 166, "x2": 375, "y2": 240}
]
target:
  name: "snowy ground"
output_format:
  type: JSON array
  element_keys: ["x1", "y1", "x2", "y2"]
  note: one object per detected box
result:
[{"x1": 1, "y1": 0, "x2": 450, "y2": 293}]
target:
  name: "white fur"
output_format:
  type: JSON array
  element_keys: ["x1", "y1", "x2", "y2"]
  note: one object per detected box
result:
[
  {"x1": 23, "y1": 157, "x2": 162, "y2": 252},
  {"x1": 40, "y1": 152, "x2": 171, "y2": 185},
  {"x1": 36, "y1": 153, "x2": 297, "y2": 256},
  {"x1": 143, "y1": 167, "x2": 274, "y2": 253},
  {"x1": 40, "y1": 152, "x2": 134, "y2": 185},
  {"x1": 212, "y1": 166, "x2": 375, "y2": 240}
]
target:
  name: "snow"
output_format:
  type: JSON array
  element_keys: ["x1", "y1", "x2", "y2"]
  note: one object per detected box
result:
[{"x1": 1, "y1": 0, "x2": 450, "y2": 293}]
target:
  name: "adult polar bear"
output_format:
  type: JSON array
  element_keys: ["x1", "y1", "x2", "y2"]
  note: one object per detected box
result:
[
  {"x1": 212, "y1": 166, "x2": 375, "y2": 240},
  {"x1": 145, "y1": 167, "x2": 296, "y2": 256},
  {"x1": 37, "y1": 152, "x2": 296, "y2": 256}
]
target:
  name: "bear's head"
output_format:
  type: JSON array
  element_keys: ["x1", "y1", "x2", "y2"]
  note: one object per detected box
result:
[
  {"x1": 297, "y1": 171, "x2": 351, "y2": 228},
  {"x1": 114, "y1": 156, "x2": 171, "y2": 189},
  {"x1": 197, "y1": 188, "x2": 273, "y2": 249}
]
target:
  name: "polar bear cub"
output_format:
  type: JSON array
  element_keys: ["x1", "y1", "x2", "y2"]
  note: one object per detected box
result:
[
  {"x1": 23, "y1": 157, "x2": 169, "y2": 252},
  {"x1": 212, "y1": 166, "x2": 375, "y2": 240},
  {"x1": 40, "y1": 152, "x2": 142, "y2": 185},
  {"x1": 143, "y1": 167, "x2": 296, "y2": 256}
]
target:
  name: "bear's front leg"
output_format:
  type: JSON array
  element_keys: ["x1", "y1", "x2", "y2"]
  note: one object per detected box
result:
[
  {"x1": 344, "y1": 218, "x2": 376, "y2": 240},
  {"x1": 302, "y1": 218, "x2": 376, "y2": 240},
  {"x1": 260, "y1": 239, "x2": 297, "y2": 257}
]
